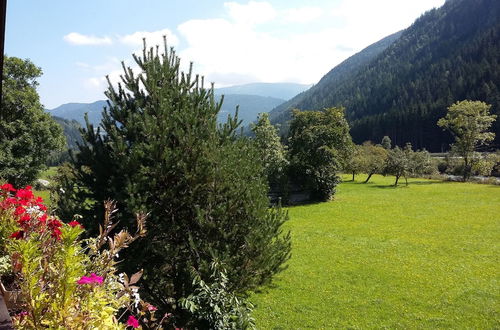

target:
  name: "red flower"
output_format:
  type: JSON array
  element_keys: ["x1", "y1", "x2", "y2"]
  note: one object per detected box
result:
[
  {"x1": 0, "y1": 183, "x2": 15, "y2": 192},
  {"x1": 126, "y1": 315, "x2": 140, "y2": 328},
  {"x1": 51, "y1": 228, "x2": 62, "y2": 240},
  {"x1": 18, "y1": 214, "x2": 31, "y2": 227},
  {"x1": 39, "y1": 214, "x2": 48, "y2": 224},
  {"x1": 9, "y1": 231, "x2": 24, "y2": 240},
  {"x1": 68, "y1": 220, "x2": 83, "y2": 228},
  {"x1": 14, "y1": 206, "x2": 26, "y2": 216},
  {"x1": 15, "y1": 188, "x2": 34, "y2": 200}
]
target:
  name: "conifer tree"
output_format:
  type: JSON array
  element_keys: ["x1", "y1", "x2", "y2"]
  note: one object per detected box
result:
[{"x1": 55, "y1": 39, "x2": 290, "y2": 327}]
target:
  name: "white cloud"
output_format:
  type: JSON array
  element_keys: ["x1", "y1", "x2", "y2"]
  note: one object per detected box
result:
[
  {"x1": 224, "y1": 1, "x2": 276, "y2": 25},
  {"x1": 119, "y1": 28, "x2": 179, "y2": 48},
  {"x1": 330, "y1": 0, "x2": 446, "y2": 48},
  {"x1": 63, "y1": 32, "x2": 112, "y2": 46},
  {"x1": 176, "y1": 0, "x2": 445, "y2": 87},
  {"x1": 283, "y1": 7, "x2": 323, "y2": 23}
]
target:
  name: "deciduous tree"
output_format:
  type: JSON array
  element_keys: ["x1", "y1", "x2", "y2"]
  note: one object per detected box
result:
[
  {"x1": 288, "y1": 107, "x2": 353, "y2": 200},
  {"x1": 0, "y1": 56, "x2": 64, "y2": 186},
  {"x1": 438, "y1": 100, "x2": 496, "y2": 181}
]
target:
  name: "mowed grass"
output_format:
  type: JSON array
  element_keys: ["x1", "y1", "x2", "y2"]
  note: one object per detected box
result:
[
  {"x1": 34, "y1": 166, "x2": 58, "y2": 204},
  {"x1": 251, "y1": 175, "x2": 500, "y2": 329}
]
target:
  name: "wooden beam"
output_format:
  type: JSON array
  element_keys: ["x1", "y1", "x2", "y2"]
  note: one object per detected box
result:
[{"x1": 0, "y1": 0, "x2": 6, "y2": 110}]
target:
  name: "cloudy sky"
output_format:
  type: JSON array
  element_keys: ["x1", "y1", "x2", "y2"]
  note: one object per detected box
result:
[{"x1": 5, "y1": 0, "x2": 445, "y2": 108}]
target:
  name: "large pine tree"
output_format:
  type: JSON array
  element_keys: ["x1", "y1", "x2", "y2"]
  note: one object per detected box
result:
[{"x1": 55, "y1": 39, "x2": 290, "y2": 326}]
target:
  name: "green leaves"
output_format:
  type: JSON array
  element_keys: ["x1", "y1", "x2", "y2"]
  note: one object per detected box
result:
[
  {"x1": 438, "y1": 100, "x2": 496, "y2": 180},
  {"x1": 0, "y1": 56, "x2": 65, "y2": 187}
]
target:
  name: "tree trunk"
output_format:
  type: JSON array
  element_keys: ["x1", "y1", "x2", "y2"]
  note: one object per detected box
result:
[
  {"x1": 364, "y1": 173, "x2": 373, "y2": 183},
  {"x1": 352, "y1": 171, "x2": 355, "y2": 181},
  {"x1": 394, "y1": 175, "x2": 400, "y2": 186}
]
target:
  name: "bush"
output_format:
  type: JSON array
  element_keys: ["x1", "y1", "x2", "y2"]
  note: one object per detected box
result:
[{"x1": 0, "y1": 184, "x2": 166, "y2": 329}]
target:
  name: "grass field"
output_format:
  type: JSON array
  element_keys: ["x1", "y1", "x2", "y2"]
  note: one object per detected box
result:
[
  {"x1": 251, "y1": 175, "x2": 500, "y2": 329},
  {"x1": 34, "y1": 166, "x2": 58, "y2": 203}
]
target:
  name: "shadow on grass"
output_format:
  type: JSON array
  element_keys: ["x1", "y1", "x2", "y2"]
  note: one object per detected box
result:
[{"x1": 352, "y1": 179, "x2": 451, "y2": 189}]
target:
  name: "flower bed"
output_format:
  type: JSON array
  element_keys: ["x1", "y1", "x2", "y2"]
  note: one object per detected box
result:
[{"x1": 0, "y1": 183, "x2": 172, "y2": 329}]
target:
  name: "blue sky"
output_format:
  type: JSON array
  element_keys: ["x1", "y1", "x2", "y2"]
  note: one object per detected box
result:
[{"x1": 5, "y1": 0, "x2": 445, "y2": 108}]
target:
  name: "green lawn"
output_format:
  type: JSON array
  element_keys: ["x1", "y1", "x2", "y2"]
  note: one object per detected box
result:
[
  {"x1": 34, "y1": 166, "x2": 58, "y2": 204},
  {"x1": 251, "y1": 175, "x2": 500, "y2": 329}
]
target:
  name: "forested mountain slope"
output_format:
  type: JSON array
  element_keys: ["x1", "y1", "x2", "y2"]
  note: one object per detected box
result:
[{"x1": 270, "y1": 0, "x2": 500, "y2": 151}]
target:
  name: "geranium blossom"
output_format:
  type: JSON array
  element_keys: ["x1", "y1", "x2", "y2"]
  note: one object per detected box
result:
[
  {"x1": 126, "y1": 315, "x2": 140, "y2": 328},
  {"x1": 68, "y1": 220, "x2": 83, "y2": 228},
  {"x1": 0, "y1": 183, "x2": 15, "y2": 192},
  {"x1": 77, "y1": 273, "x2": 104, "y2": 285}
]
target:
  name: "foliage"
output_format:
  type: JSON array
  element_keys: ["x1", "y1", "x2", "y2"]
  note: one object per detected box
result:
[
  {"x1": 438, "y1": 100, "x2": 496, "y2": 180},
  {"x1": 358, "y1": 142, "x2": 388, "y2": 183},
  {"x1": 0, "y1": 56, "x2": 65, "y2": 187},
  {"x1": 385, "y1": 143, "x2": 434, "y2": 186},
  {"x1": 180, "y1": 261, "x2": 255, "y2": 329},
  {"x1": 55, "y1": 39, "x2": 291, "y2": 326},
  {"x1": 343, "y1": 145, "x2": 363, "y2": 181},
  {"x1": 252, "y1": 174, "x2": 500, "y2": 329},
  {"x1": 251, "y1": 113, "x2": 288, "y2": 185},
  {"x1": 385, "y1": 144, "x2": 412, "y2": 186},
  {"x1": 288, "y1": 107, "x2": 353, "y2": 201},
  {"x1": 270, "y1": 0, "x2": 500, "y2": 151},
  {"x1": 381, "y1": 136, "x2": 392, "y2": 150},
  {"x1": 0, "y1": 184, "x2": 166, "y2": 329}
]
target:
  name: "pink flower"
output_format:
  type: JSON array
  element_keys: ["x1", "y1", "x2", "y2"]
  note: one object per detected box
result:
[
  {"x1": 126, "y1": 315, "x2": 140, "y2": 328},
  {"x1": 77, "y1": 273, "x2": 103, "y2": 285},
  {"x1": 147, "y1": 304, "x2": 158, "y2": 311},
  {"x1": 89, "y1": 273, "x2": 103, "y2": 284}
]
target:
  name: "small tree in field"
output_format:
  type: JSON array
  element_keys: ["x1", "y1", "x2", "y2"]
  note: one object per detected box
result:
[
  {"x1": 288, "y1": 107, "x2": 353, "y2": 201},
  {"x1": 385, "y1": 144, "x2": 412, "y2": 186},
  {"x1": 0, "y1": 56, "x2": 64, "y2": 187},
  {"x1": 55, "y1": 39, "x2": 290, "y2": 328},
  {"x1": 343, "y1": 144, "x2": 363, "y2": 181},
  {"x1": 359, "y1": 142, "x2": 388, "y2": 183},
  {"x1": 437, "y1": 100, "x2": 496, "y2": 181}
]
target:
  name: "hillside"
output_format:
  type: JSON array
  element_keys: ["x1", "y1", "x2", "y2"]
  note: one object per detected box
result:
[
  {"x1": 216, "y1": 94, "x2": 285, "y2": 126},
  {"x1": 49, "y1": 100, "x2": 107, "y2": 127},
  {"x1": 270, "y1": 0, "x2": 500, "y2": 152},
  {"x1": 216, "y1": 82, "x2": 311, "y2": 101},
  {"x1": 47, "y1": 83, "x2": 302, "y2": 127},
  {"x1": 269, "y1": 30, "x2": 403, "y2": 128}
]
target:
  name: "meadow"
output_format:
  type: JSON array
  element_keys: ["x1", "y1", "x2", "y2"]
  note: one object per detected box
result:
[{"x1": 251, "y1": 175, "x2": 500, "y2": 329}]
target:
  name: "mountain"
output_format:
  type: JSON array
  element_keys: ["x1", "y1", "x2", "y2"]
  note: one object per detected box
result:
[
  {"x1": 269, "y1": 30, "x2": 403, "y2": 129},
  {"x1": 47, "y1": 82, "x2": 306, "y2": 127},
  {"x1": 49, "y1": 100, "x2": 107, "y2": 127},
  {"x1": 270, "y1": 0, "x2": 500, "y2": 152},
  {"x1": 52, "y1": 116, "x2": 83, "y2": 149},
  {"x1": 216, "y1": 94, "x2": 285, "y2": 126},
  {"x1": 216, "y1": 83, "x2": 311, "y2": 100}
]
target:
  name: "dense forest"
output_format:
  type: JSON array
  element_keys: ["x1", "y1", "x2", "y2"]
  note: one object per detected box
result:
[{"x1": 270, "y1": 0, "x2": 500, "y2": 151}]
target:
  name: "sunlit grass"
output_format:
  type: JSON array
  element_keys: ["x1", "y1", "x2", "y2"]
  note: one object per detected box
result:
[{"x1": 252, "y1": 174, "x2": 500, "y2": 329}]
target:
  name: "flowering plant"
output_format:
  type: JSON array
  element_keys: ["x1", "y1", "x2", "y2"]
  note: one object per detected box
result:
[{"x1": 0, "y1": 184, "x2": 169, "y2": 329}]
